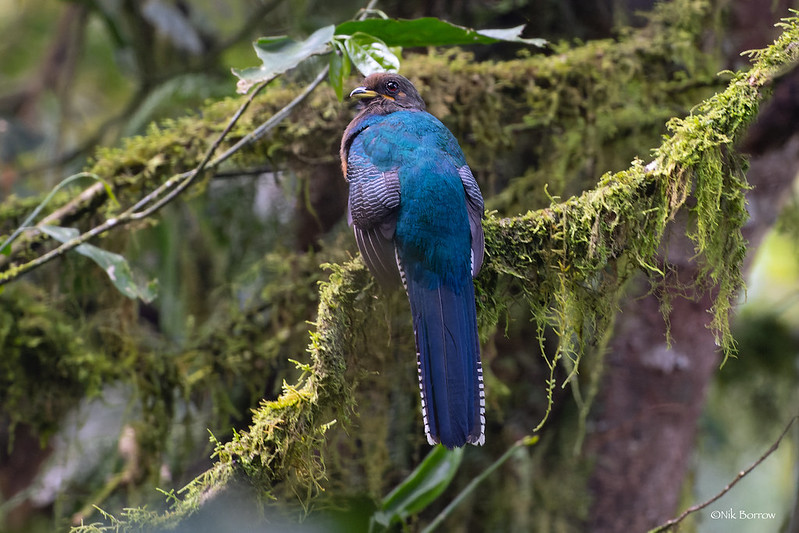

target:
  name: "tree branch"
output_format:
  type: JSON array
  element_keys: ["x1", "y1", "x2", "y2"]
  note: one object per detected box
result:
[
  {"x1": 0, "y1": 67, "x2": 329, "y2": 286},
  {"x1": 91, "y1": 13, "x2": 799, "y2": 529}
]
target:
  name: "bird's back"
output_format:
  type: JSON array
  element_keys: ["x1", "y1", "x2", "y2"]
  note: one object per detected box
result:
[
  {"x1": 345, "y1": 104, "x2": 485, "y2": 448},
  {"x1": 350, "y1": 110, "x2": 473, "y2": 289}
]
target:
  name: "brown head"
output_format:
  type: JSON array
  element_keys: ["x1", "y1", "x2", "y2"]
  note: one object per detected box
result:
[
  {"x1": 348, "y1": 72, "x2": 426, "y2": 114},
  {"x1": 341, "y1": 73, "x2": 427, "y2": 177}
]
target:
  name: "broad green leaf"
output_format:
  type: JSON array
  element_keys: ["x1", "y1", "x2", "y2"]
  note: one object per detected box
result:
[
  {"x1": 232, "y1": 25, "x2": 335, "y2": 94},
  {"x1": 420, "y1": 436, "x2": 539, "y2": 532},
  {"x1": 335, "y1": 18, "x2": 546, "y2": 48},
  {"x1": 371, "y1": 445, "x2": 463, "y2": 528},
  {"x1": 342, "y1": 32, "x2": 400, "y2": 77},
  {"x1": 328, "y1": 40, "x2": 351, "y2": 101},
  {"x1": 40, "y1": 225, "x2": 157, "y2": 303}
]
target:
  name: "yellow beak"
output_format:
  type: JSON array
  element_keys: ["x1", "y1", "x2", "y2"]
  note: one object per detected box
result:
[{"x1": 349, "y1": 87, "x2": 379, "y2": 99}]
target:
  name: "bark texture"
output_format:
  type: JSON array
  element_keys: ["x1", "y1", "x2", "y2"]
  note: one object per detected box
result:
[{"x1": 587, "y1": 62, "x2": 799, "y2": 533}]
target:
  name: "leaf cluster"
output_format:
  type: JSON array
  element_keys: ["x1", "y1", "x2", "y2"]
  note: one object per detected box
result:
[{"x1": 232, "y1": 16, "x2": 545, "y2": 98}]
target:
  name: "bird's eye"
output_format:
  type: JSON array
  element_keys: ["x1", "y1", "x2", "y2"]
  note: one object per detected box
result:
[{"x1": 385, "y1": 80, "x2": 399, "y2": 94}]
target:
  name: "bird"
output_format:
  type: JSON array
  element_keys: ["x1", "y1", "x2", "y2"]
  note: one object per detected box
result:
[{"x1": 340, "y1": 72, "x2": 486, "y2": 448}]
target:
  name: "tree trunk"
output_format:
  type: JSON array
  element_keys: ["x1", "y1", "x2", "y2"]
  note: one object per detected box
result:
[{"x1": 586, "y1": 62, "x2": 799, "y2": 531}]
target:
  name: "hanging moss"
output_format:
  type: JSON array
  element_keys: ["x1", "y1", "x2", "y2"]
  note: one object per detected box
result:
[
  {"x1": 71, "y1": 11, "x2": 799, "y2": 527},
  {"x1": 0, "y1": 1, "x2": 795, "y2": 531}
]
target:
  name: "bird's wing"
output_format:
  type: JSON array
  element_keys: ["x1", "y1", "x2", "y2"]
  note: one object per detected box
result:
[
  {"x1": 346, "y1": 147, "x2": 402, "y2": 287},
  {"x1": 458, "y1": 165, "x2": 485, "y2": 277}
]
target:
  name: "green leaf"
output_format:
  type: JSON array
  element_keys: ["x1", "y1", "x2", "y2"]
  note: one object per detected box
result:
[
  {"x1": 420, "y1": 436, "x2": 538, "y2": 532},
  {"x1": 371, "y1": 445, "x2": 463, "y2": 528},
  {"x1": 342, "y1": 32, "x2": 400, "y2": 77},
  {"x1": 39, "y1": 225, "x2": 157, "y2": 303},
  {"x1": 0, "y1": 172, "x2": 117, "y2": 256},
  {"x1": 232, "y1": 25, "x2": 335, "y2": 94},
  {"x1": 335, "y1": 18, "x2": 546, "y2": 48},
  {"x1": 328, "y1": 40, "x2": 351, "y2": 101}
]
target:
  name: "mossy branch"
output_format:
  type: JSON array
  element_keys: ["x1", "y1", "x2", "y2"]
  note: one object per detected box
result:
[
  {"x1": 0, "y1": 0, "x2": 725, "y2": 272},
  {"x1": 70, "y1": 13, "x2": 799, "y2": 531},
  {"x1": 0, "y1": 67, "x2": 330, "y2": 286},
  {"x1": 79, "y1": 259, "x2": 374, "y2": 531}
]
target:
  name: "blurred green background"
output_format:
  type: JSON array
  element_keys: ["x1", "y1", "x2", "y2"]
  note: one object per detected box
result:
[{"x1": 1, "y1": 1, "x2": 798, "y2": 532}]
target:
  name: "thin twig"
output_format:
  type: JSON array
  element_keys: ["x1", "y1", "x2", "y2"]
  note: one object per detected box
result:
[
  {"x1": 421, "y1": 436, "x2": 538, "y2": 533},
  {"x1": 648, "y1": 415, "x2": 798, "y2": 533},
  {"x1": 197, "y1": 66, "x2": 330, "y2": 176},
  {"x1": 0, "y1": 173, "x2": 102, "y2": 254},
  {"x1": 356, "y1": 0, "x2": 381, "y2": 18},
  {"x1": 16, "y1": 0, "x2": 285, "y2": 178},
  {"x1": 0, "y1": 0, "x2": 367, "y2": 280},
  {"x1": 0, "y1": 65, "x2": 329, "y2": 286},
  {"x1": 128, "y1": 65, "x2": 329, "y2": 223},
  {"x1": 130, "y1": 66, "x2": 329, "y2": 221},
  {"x1": 126, "y1": 76, "x2": 272, "y2": 215}
]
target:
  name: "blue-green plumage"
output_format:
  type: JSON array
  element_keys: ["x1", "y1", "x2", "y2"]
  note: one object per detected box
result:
[{"x1": 341, "y1": 73, "x2": 485, "y2": 448}]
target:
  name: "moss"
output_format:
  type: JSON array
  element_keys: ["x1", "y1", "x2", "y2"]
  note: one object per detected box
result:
[
  {"x1": 0, "y1": 0, "x2": 792, "y2": 530},
  {"x1": 105, "y1": 259, "x2": 374, "y2": 529},
  {"x1": 0, "y1": 283, "x2": 115, "y2": 443},
  {"x1": 1, "y1": 0, "x2": 722, "y2": 273},
  {"x1": 74, "y1": 8, "x2": 799, "y2": 527}
]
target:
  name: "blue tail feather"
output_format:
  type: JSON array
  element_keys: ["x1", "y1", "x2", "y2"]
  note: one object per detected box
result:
[{"x1": 404, "y1": 269, "x2": 484, "y2": 448}]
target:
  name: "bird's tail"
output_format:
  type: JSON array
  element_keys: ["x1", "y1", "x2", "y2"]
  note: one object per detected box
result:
[{"x1": 402, "y1": 267, "x2": 485, "y2": 449}]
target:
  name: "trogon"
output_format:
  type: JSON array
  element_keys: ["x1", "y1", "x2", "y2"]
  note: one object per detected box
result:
[{"x1": 340, "y1": 72, "x2": 486, "y2": 448}]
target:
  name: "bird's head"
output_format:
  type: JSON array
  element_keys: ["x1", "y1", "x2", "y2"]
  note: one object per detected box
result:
[{"x1": 349, "y1": 73, "x2": 426, "y2": 113}]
